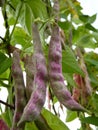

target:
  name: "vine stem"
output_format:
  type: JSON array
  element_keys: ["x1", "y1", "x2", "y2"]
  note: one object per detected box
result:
[
  {"x1": 9, "y1": 1, "x2": 23, "y2": 39},
  {"x1": 49, "y1": 88, "x2": 57, "y2": 115},
  {"x1": 0, "y1": 36, "x2": 5, "y2": 41},
  {"x1": 0, "y1": 100, "x2": 14, "y2": 109}
]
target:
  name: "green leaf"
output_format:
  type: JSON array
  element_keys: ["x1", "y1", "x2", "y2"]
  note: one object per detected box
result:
[
  {"x1": 91, "y1": 94, "x2": 98, "y2": 115},
  {"x1": 77, "y1": 34, "x2": 97, "y2": 48},
  {"x1": 78, "y1": 34, "x2": 90, "y2": 43},
  {"x1": 15, "y1": 1, "x2": 32, "y2": 36},
  {"x1": 16, "y1": 1, "x2": 25, "y2": 29},
  {"x1": 27, "y1": 0, "x2": 48, "y2": 20},
  {"x1": 14, "y1": 1, "x2": 48, "y2": 35},
  {"x1": 72, "y1": 26, "x2": 88, "y2": 44},
  {"x1": 0, "y1": 80, "x2": 9, "y2": 88},
  {"x1": 25, "y1": 122, "x2": 38, "y2": 130},
  {"x1": 62, "y1": 46, "x2": 84, "y2": 75},
  {"x1": 11, "y1": 26, "x2": 32, "y2": 49},
  {"x1": 88, "y1": 14, "x2": 97, "y2": 23},
  {"x1": 85, "y1": 58, "x2": 98, "y2": 67},
  {"x1": 42, "y1": 108, "x2": 69, "y2": 130},
  {"x1": 0, "y1": 52, "x2": 7, "y2": 63},
  {"x1": 85, "y1": 23, "x2": 97, "y2": 32},
  {"x1": 79, "y1": 15, "x2": 89, "y2": 23},
  {"x1": 79, "y1": 14, "x2": 97, "y2": 24},
  {"x1": 89, "y1": 73, "x2": 98, "y2": 87},
  {"x1": 92, "y1": 32, "x2": 98, "y2": 41},
  {"x1": 0, "y1": 111, "x2": 12, "y2": 128},
  {"x1": 66, "y1": 110, "x2": 77, "y2": 122},
  {"x1": 0, "y1": 53, "x2": 12, "y2": 74},
  {"x1": 24, "y1": 3, "x2": 33, "y2": 35},
  {"x1": 80, "y1": 116, "x2": 98, "y2": 126},
  {"x1": 58, "y1": 21, "x2": 72, "y2": 30},
  {"x1": 72, "y1": 26, "x2": 98, "y2": 49},
  {"x1": 72, "y1": 15, "x2": 82, "y2": 25},
  {"x1": 64, "y1": 73, "x2": 76, "y2": 87},
  {"x1": 7, "y1": 13, "x2": 15, "y2": 25},
  {"x1": 0, "y1": 69, "x2": 9, "y2": 80},
  {"x1": 9, "y1": 0, "x2": 19, "y2": 8}
]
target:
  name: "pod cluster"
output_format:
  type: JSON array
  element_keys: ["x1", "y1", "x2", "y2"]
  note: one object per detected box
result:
[{"x1": 11, "y1": 0, "x2": 85, "y2": 128}]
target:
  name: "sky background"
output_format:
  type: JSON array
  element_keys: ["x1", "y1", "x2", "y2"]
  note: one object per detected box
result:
[{"x1": 0, "y1": 1, "x2": 98, "y2": 129}]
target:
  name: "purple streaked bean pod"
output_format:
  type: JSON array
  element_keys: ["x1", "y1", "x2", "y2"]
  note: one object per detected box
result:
[
  {"x1": 11, "y1": 51, "x2": 26, "y2": 130},
  {"x1": 24, "y1": 53, "x2": 51, "y2": 130},
  {"x1": 24, "y1": 54, "x2": 35, "y2": 99},
  {"x1": 48, "y1": 0, "x2": 85, "y2": 111},
  {"x1": 48, "y1": 23, "x2": 85, "y2": 111},
  {"x1": 24, "y1": 54, "x2": 51, "y2": 130},
  {"x1": 18, "y1": 23, "x2": 47, "y2": 125}
]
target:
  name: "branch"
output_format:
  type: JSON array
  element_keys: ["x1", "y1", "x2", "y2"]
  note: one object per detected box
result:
[
  {"x1": 0, "y1": 36, "x2": 5, "y2": 41},
  {"x1": 0, "y1": 100, "x2": 14, "y2": 110},
  {"x1": 49, "y1": 88, "x2": 57, "y2": 116},
  {"x1": 7, "y1": 2, "x2": 15, "y2": 11},
  {"x1": 0, "y1": 80, "x2": 9, "y2": 88},
  {"x1": 9, "y1": 1, "x2": 23, "y2": 39}
]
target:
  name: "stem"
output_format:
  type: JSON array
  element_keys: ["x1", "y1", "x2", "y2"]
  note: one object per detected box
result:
[
  {"x1": 9, "y1": 1, "x2": 23, "y2": 39},
  {"x1": 0, "y1": 36, "x2": 5, "y2": 41},
  {"x1": 0, "y1": 100, "x2": 14, "y2": 109},
  {"x1": 0, "y1": 80, "x2": 9, "y2": 88},
  {"x1": 1, "y1": 0, "x2": 10, "y2": 43},
  {"x1": 0, "y1": 78, "x2": 8, "y2": 81},
  {"x1": 79, "y1": 112, "x2": 92, "y2": 130},
  {"x1": 49, "y1": 88, "x2": 57, "y2": 115},
  {"x1": 2, "y1": 0, "x2": 9, "y2": 30},
  {"x1": 7, "y1": 2, "x2": 15, "y2": 11},
  {"x1": 0, "y1": 104, "x2": 3, "y2": 113}
]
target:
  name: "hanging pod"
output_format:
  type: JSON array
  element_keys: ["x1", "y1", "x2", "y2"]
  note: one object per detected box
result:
[
  {"x1": 18, "y1": 23, "x2": 47, "y2": 125},
  {"x1": 48, "y1": 23, "x2": 85, "y2": 111},
  {"x1": 11, "y1": 51, "x2": 26, "y2": 130},
  {"x1": 48, "y1": 0, "x2": 85, "y2": 111}
]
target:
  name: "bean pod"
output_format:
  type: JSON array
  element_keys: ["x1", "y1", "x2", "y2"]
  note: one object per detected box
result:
[
  {"x1": 48, "y1": 0, "x2": 85, "y2": 111},
  {"x1": 18, "y1": 23, "x2": 47, "y2": 125},
  {"x1": 11, "y1": 51, "x2": 26, "y2": 130},
  {"x1": 49, "y1": 24, "x2": 85, "y2": 111},
  {"x1": 24, "y1": 54, "x2": 35, "y2": 99}
]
